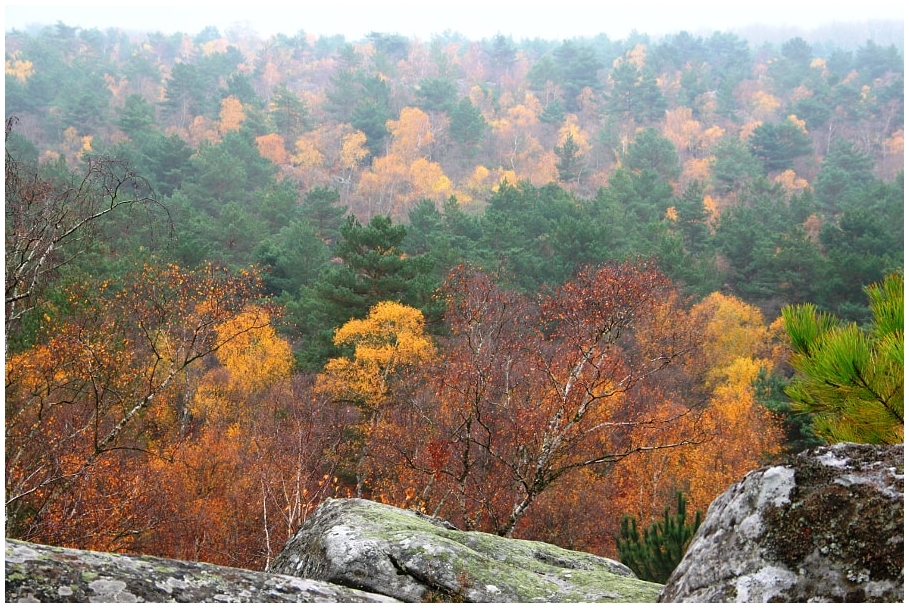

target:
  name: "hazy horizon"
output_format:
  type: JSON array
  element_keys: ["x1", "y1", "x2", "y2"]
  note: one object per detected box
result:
[{"x1": 5, "y1": 1, "x2": 905, "y2": 42}]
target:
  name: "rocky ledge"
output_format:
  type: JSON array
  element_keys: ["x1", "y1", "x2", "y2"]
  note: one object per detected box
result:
[
  {"x1": 268, "y1": 497, "x2": 661, "y2": 602},
  {"x1": 5, "y1": 539, "x2": 395, "y2": 602}
]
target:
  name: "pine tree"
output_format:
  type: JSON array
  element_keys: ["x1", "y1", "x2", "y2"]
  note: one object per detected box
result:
[
  {"x1": 616, "y1": 492, "x2": 702, "y2": 583},
  {"x1": 449, "y1": 97, "x2": 487, "y2": 149},
  {"x1": 292, "y1": 215, "x2": 441, "y2": 370},
  {"x1": 540, "y1": 99, "x2": 565, "y2": 124},
  {"x1": 555, "y1": 132, "x2": 581, "y2": 183},
  {"x1": 782, "y1": 272, "x2": 903, "y2": 444},
  {"x1": 301, "y1": 186, "x2": 347, "y2": 245}
]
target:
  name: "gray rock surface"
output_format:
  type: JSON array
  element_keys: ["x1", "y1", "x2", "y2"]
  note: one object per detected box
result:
[
  {"x1": 659, "y1": 442, "x2": 904, "y2": 602},
  {"x1": 5, "y1": 538, "x2": 396, "y2": 602},
  {"x1": 268, "y1": 497, "x2": 662, "y2": 602}
]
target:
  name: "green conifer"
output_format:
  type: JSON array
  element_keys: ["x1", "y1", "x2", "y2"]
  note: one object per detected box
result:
[
  {"x1": 782, "y1": 272, "x2": 903, "y2": 444},
  {"x1": 616, "y1": 491, "x2": 702, "y2": 583}
]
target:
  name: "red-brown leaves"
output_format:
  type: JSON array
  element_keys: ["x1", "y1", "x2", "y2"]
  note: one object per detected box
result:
[{"x1": 367, "y1": 261, "x2": 703, "y2": 537}]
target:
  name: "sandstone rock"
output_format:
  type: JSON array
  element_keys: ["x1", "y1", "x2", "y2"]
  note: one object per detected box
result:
[
  {"x1": 659, "y1": 442, "x2": 904, "y2": 602},
  {"x1": 5, "y1": 538, "x2": 396, "y2": 602},
  {"x1": 268, "y1": 497, "x2": 662, "y2": 602}
]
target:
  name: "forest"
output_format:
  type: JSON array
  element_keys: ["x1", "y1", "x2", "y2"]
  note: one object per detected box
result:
[{"x1": 4, "y1": 19, "x2": 904, "y2": 572}]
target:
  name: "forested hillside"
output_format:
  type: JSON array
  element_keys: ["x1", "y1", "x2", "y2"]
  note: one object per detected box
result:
[{"x1": 5, "y1": 21, "x2": 903, "y2": 571}]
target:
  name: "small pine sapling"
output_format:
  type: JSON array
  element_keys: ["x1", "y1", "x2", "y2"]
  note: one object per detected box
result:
[{"x1": 616, "y1": 491, "x2": 702, "y2": 583}]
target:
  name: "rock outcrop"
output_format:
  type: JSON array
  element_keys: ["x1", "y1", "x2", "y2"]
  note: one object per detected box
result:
[
  {"x1": 268, "y1": 497, "x2": 662, "y2": 602},
  {"x1": 5, "y1": 538, "x2": 396, "y2": 602},
  {"x1": 659, "y1": 442, "x2": 904, "y2": 603}
]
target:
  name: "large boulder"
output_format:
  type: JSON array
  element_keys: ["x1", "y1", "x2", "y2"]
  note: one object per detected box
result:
[
  {"x1": 5, "y1": 538, "x2": 396, "y2": 602},
  {"x1": 660, "y1": 442, "x2": 904, "y2": 602},
  {"x1": 268, "y1": 497, "x2": 662, "y2": 602}
]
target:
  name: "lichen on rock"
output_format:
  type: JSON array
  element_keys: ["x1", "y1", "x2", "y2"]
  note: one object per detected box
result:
[
  {"x1": 5, "y1": 538, "x2": 397, "y2": 603},
  {"x1": 268, "y1": 497, "x2": 662, "y2": 602},
  {"x1": 659, "y1": 442, "x2": 904, "y2": 603}
]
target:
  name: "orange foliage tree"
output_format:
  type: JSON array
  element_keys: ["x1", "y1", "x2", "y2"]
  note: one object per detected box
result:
[
  {"x1": 218, "y1": 95, "x2": 245, "y2": 134},
  {"x1": 5, "y1": 262, "x2": 266, "y2": 550},
  {"x1": 136, "y1": 306, "x2": 348, "y2": 569},
  {"x1": 256, "y1": 133, "x2": 288, "y2": 165},
  {"x1": 609, "y1": 292, "x2": 785, "y2": 524}
]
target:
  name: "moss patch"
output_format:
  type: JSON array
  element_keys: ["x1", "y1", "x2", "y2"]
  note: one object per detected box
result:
[{"x1": 271, "y1": 498, "x2": 663, "y2": 602}]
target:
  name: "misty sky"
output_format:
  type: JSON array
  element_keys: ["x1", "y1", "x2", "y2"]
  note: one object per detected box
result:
[{"x1": 4, "y1": 1, "x2": 905, "y2": 41}]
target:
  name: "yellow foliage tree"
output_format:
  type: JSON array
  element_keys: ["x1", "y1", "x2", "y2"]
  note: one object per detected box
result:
[
  {"x1": 492, "y1": 169, "x2": 519, "y2": 190},
  {"x1": 787, "y1": 114, "x2": 808, "y2": 134},
  {"x1": 103, "y1": 73, "x2": 128, "y2": 103},
  {"x1": 291, "y1": 133, "x2": 325, "y2": 168},
  {"x1": 189, "y1": 306, "x2": 292, "y2": 426},
  {"x1": 212, "y1": 306, "x2": 293, "y2": 395},
  {"x1": 751, "y1": 91, "x2": 782, "y2": 121},
  {"x1": 340, "y1": 130, "x2": 369, "y2": 171},
  {"x1": 576, "y1": 87, "x2": 599, "y2": 119},
  {"x1": 683, "y1": 293, "x2": 783, "y2": 507},
  {"x1": 558, "y1": 115, "x2": 592, "y2": 157},
  {"x1": 883, "y1": 129, "x2": 903, "y2": 155},
  {"x1": 489, "y1": 104, "x2": 555, "y2": 183},
  {"x1": 355, "y1": 153, "x2": 409, "y2": 217},
  {"x1": 467, "y1": 165, "x2": 491, "y2": 190},
  {"x1": 187, "y1": 116, "x2": 219, "y2": 147},
  {"x1": 316, "y1": 302, "x2": 435, "y2": 497},
  {"x1": 699, "y1": 125, "x2": 725, "y2": 152},
  {"x1": 388, "y1": 106, "x2": 434, "y2": 164},
  {"x1": 681, "y1": 157, "x2": 712, "y2": 187},
  {"x1": 624, "y1": 43, "x2": 648, "y2": 69},
  {"x1": 610, "y1": 292, "x2": 784, "y2": 520},
  {"x1": 663, "y1": 107, "x2": 702, "y2": 157},
  {"x1": 201, "y1": 39, "x2": 230, "y2": 56},
  {"x1": 694, "y1": 292, "x2": 773, "y2": 380},
  {"x1": 259, "y1": 61, "x2": 280, "y2": 91},
  {"x1": 506, "y1": 102, "x2": 540, "y2": 130},
  {"x1": 219, "y1": 95, "x2": 245, "y2": 134},
  {"x1": 5, "y1": 53, "x2": 34, "y2": 82},
  {"x1": 881, "y1": 129, "x2": 904, "y2": 179},
  {"x1": 468, "y1": 85, "x2": 497, "y2": 122},
  {"x1": 790, "y1": 85, "x2": 813, "y2": 103},
  {"x1": 738, "y1": 120, "x2": 762, "y2": 142},
  {"x1": 409, "y1": 157, "x2": 454, "y2": 202},
  {"x1": 317, "y1": 301, "x2": 434, "y2": 409},
  {"x1": 702, "y1": 194, "x2": 720, "y2": 224},
  {"x1": 256, "y1": 133, "x2": 288, "y2": 165},
  {"x1": 775, "y1": 169, "x2": 809, "y2": 194}
]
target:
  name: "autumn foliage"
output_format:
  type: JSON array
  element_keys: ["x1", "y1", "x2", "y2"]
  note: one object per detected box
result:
[
  {"x1": 354, "y1": 262, "x2": 782, "y2": 546},
  {"x1": 606, "y1": 292, "x2": 785, "y2": 525},
  {"x1": 4, "y1": 232, "x2": 798, "y2": 568},
  {"x1": 4, "y1": 250, "x2": 792, "y2": 566},
  {"x1": 5, "y1": 263, "x2": 345, "y2": 568},
  {"x1": 14, "y1": 20, "x2": 902, "y2": 570}
]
